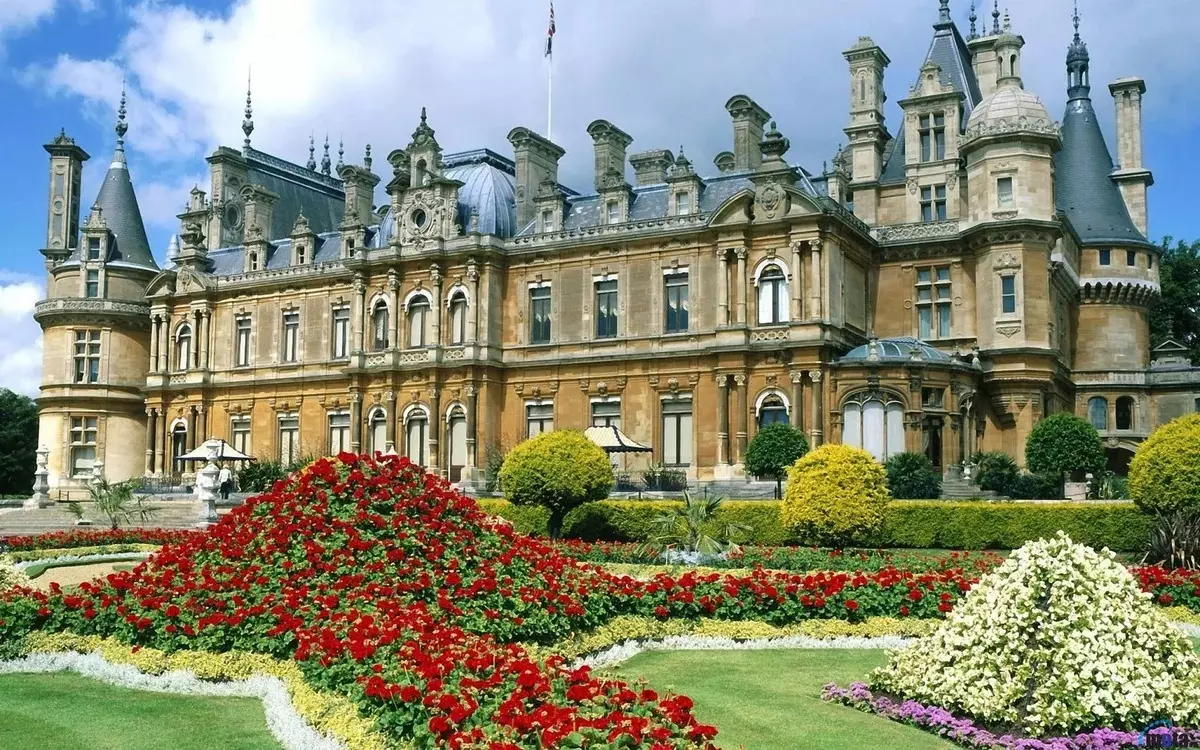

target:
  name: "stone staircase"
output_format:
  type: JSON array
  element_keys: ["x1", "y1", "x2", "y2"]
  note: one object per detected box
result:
[
  {"x1": 939, "y1": 476, "x2": 1001, "y2": 500},
  {"x1": 0, "y1": 497, "x2": 232, "y2": 537}
]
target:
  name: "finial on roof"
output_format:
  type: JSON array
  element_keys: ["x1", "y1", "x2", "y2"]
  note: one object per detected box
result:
[
  {"x1": 1066, "y1": 0, "x2": 1091, "y2": 99},
  {"x1": 822, "y1": 159, "x2": 828, "y2": 174},
  {"x1": 969, "y1": 1, "x2": 978, "y2": 38},
  {"x1": 420, "y1": 106, "x2": 427, "y2": 124},
  {"x1": 992, "y1": 0, "x2": 1000, "y2": 33},
  {"x1": 242, "y1": 69, "x2": 254, "y2": 153},
  {"x1": 115, "y1": 78, "x2": 128, "y2": 149},
  {"x1": 1003, "y1": 8, "x2": 1011, "y2": 31},
  {"x1": 1072, "y1": 0, "x2": 1081, "y2": 41},
  {"x1": 336, "y1": 137, "x2": 344, "y2": 170},
  {"x1": 938, "y1": 0, "x2": 951, "y2": 23},
  {"x1": 320, "y1": 134, "x2": 331, "y2": 176},
  {"x1": 166, "y1": 234, "x2": 180, "y2": 261},
  {"x1": 364, "y1": 144, "x2": 372, "y2": 170},
  {"x1": 306, "y1": 134, "x2": 316, "y2": 171}
]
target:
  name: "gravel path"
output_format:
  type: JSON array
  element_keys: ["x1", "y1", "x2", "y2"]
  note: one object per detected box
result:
[{"x1": 30, "y1": 562, "x2": 133, "y2": 591}]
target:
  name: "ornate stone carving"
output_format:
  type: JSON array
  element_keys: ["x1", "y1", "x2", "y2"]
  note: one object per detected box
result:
[
  {"x1": 715, "y1": 374, "x2": 728, "y2": 387},
  {"x1": 873, "y1": 220, "x2": 960, "y2": 245},
  {"x1": 991, "y1": 210, "x2": 1019, "y2": 221},
  {"x1": 907, "y1": 178, "x2": 919, "y2": 195},
  {"x1": 996, "y1": 324, "x2": 1021, "y2": 337},
  {"x1": 808, "y1": 369, "x2": 823, "y2": 383},
  {"x1": 960, "y1": 116, "x2": 1061, "y2": 149},
  {"x1": 993, "y1": 252, "x2": 1021, "y2": 271},
  {"x1": 790, "y1": 371, "x2": 804, "y2": 384},
  {"x1": 750, "y1": 328, "x2": 789, "y2": 343}
]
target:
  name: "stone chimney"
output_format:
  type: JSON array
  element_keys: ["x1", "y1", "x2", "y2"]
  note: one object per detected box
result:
[
  {"x1": 338, "y1": 164, "x2": 380, "y2": 228},
  {"x1": 629, "y1": 149, "x2": 674, "y2": 187},
  {"x1": 1109, "y1": 77, "x2": 1153, "y2": 236},
  {"x1": 586, "y1": 119, "x2": 633, "y2": 191},
  {"x1": 507, "y1": 127, "x2": 566, "y2": 230},
  {"x1": 724, "y1": 94, "x2": 771, "y2": 171}
]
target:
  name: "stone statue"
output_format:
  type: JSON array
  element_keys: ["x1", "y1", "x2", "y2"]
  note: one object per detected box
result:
[{"x1": 194, "y1": 443, "x2": 221, "y2": 526}]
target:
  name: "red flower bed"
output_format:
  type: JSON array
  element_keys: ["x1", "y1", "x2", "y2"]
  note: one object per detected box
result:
[
  {"x1": 1130, "y1": 565, "x2": 1200, "y2": 610},
  {"x1": 1, "y1": 528, "x2": 202, "y2": 551}
]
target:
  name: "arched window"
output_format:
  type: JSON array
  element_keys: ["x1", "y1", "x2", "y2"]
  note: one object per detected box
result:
[
  {"x1": 1115, "y1": 396, "x2": 1134, "y2": 431},
  {"x1": 447, "y1": 406, "x2": 467, "y2": 482},
  {"x1": 1087, "y1": 396, "x2": 1108, "y2": 430},
  {"x1": 171, "y1": 423, "x2": 188, "y2": 474},
  {"x1": 758, "y1": 395, "x2": 789, "y2": 428},
  {"x1": 841, "y1": 393, "x2": 905, "y2": 461},
  {"x1": 175, "y1": 324, "x2": 192, "y2": 371},
  {"x1": 757, "y1": 265, "x2": 789, "y2": 325},
  {"x1": 408, "y1": 297, "x2": 430, "y2": 348},
  {"x1": 449, "y1": 293, "x2": 468, "y2": 345},
  {"x1": 368, "y1": 408, "x2": 388, "y2": 455},
  {"x1": 371, "y1": 300, "x2": 389, "y2": 351},
  {"x1": 405, "y1": 410, "x2": 428, "y2": 466}
]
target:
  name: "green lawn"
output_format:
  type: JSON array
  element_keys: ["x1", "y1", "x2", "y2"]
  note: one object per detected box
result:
[
  {"x1": 0, "y1": 672, "x2": 280, "y2": 750},
  {"x1": 611, "y1": 649, "x2": 954, "y2": 750}
]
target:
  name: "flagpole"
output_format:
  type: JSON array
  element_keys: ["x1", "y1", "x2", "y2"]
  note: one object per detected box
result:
[{"x1": 547, "y1": 51, "x2": 553, "y2": 141}]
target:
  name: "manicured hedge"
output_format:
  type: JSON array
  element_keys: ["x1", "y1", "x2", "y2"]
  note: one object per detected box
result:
[{"x1": 476, "y1": 498, "x2": 1152, "y2": 552}]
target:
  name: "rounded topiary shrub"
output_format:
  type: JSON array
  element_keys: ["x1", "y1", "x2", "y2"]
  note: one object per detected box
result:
[
  {"x1": 1024, "y1": 412, "x2": 1104, "y2": 479},
  {"x1": 780, "y1": 443, "x2": 890, "y2": 546},
  {"x1": 499, "y1": 430, "x2": 613, "y2": 539},
  {"x1": 745, "y1": 422, "x2": 809, "y2": 496},
  {"x1": 884, "y1": 452, "x2": 942, "y2": 500},
  {"x1": 1130, "y1": 413, "x2": 1200, "y2": 514}
]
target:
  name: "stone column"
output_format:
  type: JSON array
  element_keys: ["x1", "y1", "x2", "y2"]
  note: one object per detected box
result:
[
  {"x1": 808, "y1": 369, "x2": 824, "y2": 446},
  {"x1": 158, "y1": 408, "x2": 169, "y2": 475},
  {"x1": 734, "y1": 374, "x2": 748, "y2": 463},
  {"x1": 465, "y1": 384, "x2": 478, "y2": 471},
  {"x1": 716, "y1": 375, "x2": 730, "y2": 466},
  {"x1": 387, "y1": 272, "x2": 401, "y2": 350},
  {"x1": 349, "y1": 391, "x2": 363, "y2": 452},
  {"x1": 735, "y1": 247, "x2": 748, "y2": 325},
  {"x1": 430, "y1": 264, "x2": 443, "y2": 349},
  {"x1": 352, "y1": 276, "x2": 366, "y2": 353},
  {"x1": 149, "y1": 316, "x2": 160, "y2": 373},
  {"x1": 466, "y1": 261, "x2": 480, "y2": 345},
  {"x1": 385, "y1": 391, "x2": 397, "y2": 451},
  {"x1": 476, "y1": 263, "x2": 490, "y2": 349},
  {"x1": 159, "y1": 314, "x2": 171, "y2": 371},
  {"x1": 186, "y1": 407, "x2": 198, "y2": 453},
  {"x1": 790, "y1": 371, "x2": 805, "y2": 432},
  {"x1": 717, "y1": 250, "x2": 729, "y2": 327},
  {"x1": 428, "y1": 387, "x2": 441, "y2": 473},
  {"x1": 144, "y1": 409, "x2": 157, "y2": 475},
  {"x1": 809, "y1": 239, "x2": 823, "y2": 321},
  {"x1": 191, "y1": 310, "x2": 201, "y2": 368},
  {"x1": 196, "y1": 404, "x2": 207, "y2": 443},
  {"x1": 199, "y1": 311, "x2": 211, "y2": 368},
  {"x1": 790, "y1": 241, "x2": 803, "y2": 322}
]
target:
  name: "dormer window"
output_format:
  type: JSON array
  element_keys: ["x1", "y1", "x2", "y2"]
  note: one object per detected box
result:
[
  {"x1": 295, "y1": 244, "x2": 307, "y2": 265},
  {"x1": 606, "y1": 200, "x2": 620, "y2": 225},
  {"x1": 919, "y1": 113, "x2": 946, "y2": 162},
  {"x1": 86, "y1": 237, "x2": 101, "y2": 261},
  {"x1": 675, "y1": 192, "x2": 690, "y2": 216},
  {"x1": 541, "y1": 209, "x2": 555, "y2": 233},
  {"x1": 248, "y1": 251, "x2": 259, "y2": 271}
]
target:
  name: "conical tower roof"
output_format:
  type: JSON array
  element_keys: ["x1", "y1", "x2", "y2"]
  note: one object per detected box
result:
[{"x1": 92, "y1": 83, "x2": 158, "y2": 270}]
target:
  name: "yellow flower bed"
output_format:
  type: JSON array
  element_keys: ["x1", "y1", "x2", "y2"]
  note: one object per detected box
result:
[
  {"x1": 1163, "y1": 606, "x2": 1200, "y2": 626},
  {"x1": 23, "y1": 632, "x2": 392, "y2": 750}
]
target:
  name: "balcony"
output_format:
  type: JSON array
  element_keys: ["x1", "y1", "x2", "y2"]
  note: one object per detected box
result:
[{"x1": 34, "y1": 297, "x2": 150, "y2": 325}]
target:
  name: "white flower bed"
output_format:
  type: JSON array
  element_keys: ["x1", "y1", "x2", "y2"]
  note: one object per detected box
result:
[
  {"x1": 576, "y1": 633, "x2": 914, "y2": 670},
  {"x1": 0, "y1": 651, "x2": 344, "y2": 750},
  {"x1": 13, "y1": 552, "x2": 151, "y2": 572},
  {"x1": 872, "y1": 533, "x2": 1200, "y2": 735}
]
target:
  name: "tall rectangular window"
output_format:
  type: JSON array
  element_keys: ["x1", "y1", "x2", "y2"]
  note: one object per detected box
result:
[
  {"x1": 1099, "y1": 248, "x2": 1111, "y2": 266},
  {"x1": 529, "y1": 285, "x2": 551, "y2": 344},
  {"x1": 919, "y1": 113, "x2": 946, "y2": 162},
  {"x1": 327, "y1": 411, "x2": 350, "y2": 455},
  {"x1": 606, "y1": 200, "x2": 620, "y2": 225},
  {"x1": 69, "y1": 416, "x2": 98, "y2": 476},
  {"x1": 591, "y1": 400, "x2": 621, "y2": 429},
  {"x1": 1126, "y1": 250, "x2": 1137, "y2": 267},
  {"x1": 661, "y1": 400, "x2": 693, "y2": 467},
  {"x1": 675, "y1": 192, "x2": 690, "y2": 215},
  {"x1": 920, "y1": 185, "x2": 947, "y2": 222},
  {"x1": 73, "y1": 330, "x2": 100, "y2": 384},
  {"x1": 595, "y1": 279, "x2": 618, "y2": 338},
  {"x1": 408, "y1": 299, "x2": 429, "y2": 348},
  {"x1": 541, "y1": 209, "x2": 554, "y2": 233},
  {"x1": 278, "y1": 413, "x2": 300, "y2": 464},
  {"x1": 664, "y1": 271, "x2": 689, "y2": 333},
  {"x1": 526, "y1": 403, "x2": 553, "y2": 438},
  {"x1": 915, "y1": 266, "x2": 952, "y2": 339},
  {"x1": 997, "y1": 177, "x2": 1014, "y2": 208},
  {"x1": 235, "y1": 316, "x2": 252, "y2": 367},
  {"x1": 331, "y1": 307, "x2": 350, "y2": 359},
  {"x1": 84, "y1": 270, "x2": 100, "y2": 298},
  {"x1": 86, "y1": 237, "x2": 101, "y2": 261},
  {"x1": 1001, "y1": 275, "x2": 1017, "y2": 315},
  {"x1": 230, "y1": 415, "x2": 251, "y2": 456},
  {"x1": 282, "y1": 311, "x2": 300, "y2": 363}
]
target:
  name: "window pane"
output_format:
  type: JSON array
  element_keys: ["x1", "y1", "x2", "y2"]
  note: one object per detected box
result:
[
  {"x1": 1099, "y1": 249, "x2": 1111, "y2": 265},
  {"x1": 920, "y1": 187, "x2": 932, "y2": 201},
  {"x1": 1126, "y1": 250, "x2": 1136, "y2": 267},
  {"x1": 842, "y1": 403, "x2": 862, "y2": 449},
  {"x1": 937, "y1": 304, "x2": 951, "y2": 337},
  {"x1": 917, "y1": 269, "x2": 931, "y2": 284},
  {"x1": 918, "y1": 287, "x2": 932, "y2": 302},
  {"x1": 863, "y1": 400, "x2": 885, "y2": 461},
  {"x1": 886, "y1": 403, "x2": 906, "y2": 459},
  {"x1": 1088, "y1": 397, "x2": 1108, "y2": 429},
  {"x1": 936, "y1": 267, "x2": 950, "y2": 282},
  {"x1": 918, "y1": 307, "x2": 932, "y2": 339}
]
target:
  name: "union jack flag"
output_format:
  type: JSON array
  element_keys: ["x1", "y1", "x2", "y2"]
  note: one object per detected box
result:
[{"x1": 545, "y1": 2, "x2": 555, "y2": 57}]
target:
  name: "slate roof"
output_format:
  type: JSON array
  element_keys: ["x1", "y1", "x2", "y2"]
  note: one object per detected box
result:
[
  {"x1": 68, "y1": 145, "x2": 159, "y2": 270},
  {"x1": 1053, "y1": 94, "x2": 1151, "y2": 248},
  {"x1": 880, "y1": 16, "x2": 982, "y2": 185},
  {"x1": 243, "y1": 146, "x2": 345, "y2": 240},
  {"x1": 206, "y1": 229, "x2": 355, "y2": 276}
]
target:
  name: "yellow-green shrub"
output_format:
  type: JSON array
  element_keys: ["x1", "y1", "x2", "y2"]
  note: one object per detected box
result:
[
  {"x1": 1129, "y1": 414, "x2": 1200, "y2": 514},
  {"x1": 781, "y1": 444, "x2": 891, "y2": 546},
  {"x1": 498, "y1": 430, "x2": 613, "y2": 538}
]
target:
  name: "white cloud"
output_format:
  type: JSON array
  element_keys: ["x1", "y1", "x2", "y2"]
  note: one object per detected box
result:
[
  {"x1": 0, "y1": 0, "x2": 93, "y2": 49},
  {"x1": 19, "y1": 0, "x2": 1200, "y2": 219},
  {"x1": 0, "y1": 278, "x2": 44, "y2": 397}
]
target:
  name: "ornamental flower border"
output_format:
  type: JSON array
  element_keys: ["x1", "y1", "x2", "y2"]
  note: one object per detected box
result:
[{"x1": 822, "y1": 682, "x2": 1200, "y2": 750}]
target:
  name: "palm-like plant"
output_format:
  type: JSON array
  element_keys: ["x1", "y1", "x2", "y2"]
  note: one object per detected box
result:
[
  {"x1": 68, "y1": 479, "x2": 159, "y2": 530},
  {"x1": 651, "y1": 492, "x2": 751, "y2": 558}
]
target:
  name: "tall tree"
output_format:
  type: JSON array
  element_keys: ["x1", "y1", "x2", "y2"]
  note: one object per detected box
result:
[
  {"x1": 0, "y1": 389, "x2": 37, "y2": 496},
  {"x1": 1149, "y1": 237, "x2": 1200, "y2": 364}
]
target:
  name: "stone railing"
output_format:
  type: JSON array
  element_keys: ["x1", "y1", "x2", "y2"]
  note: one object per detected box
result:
[
  {"x1": 509, "y1": 212, "x2": 709, "y2": 250},
  {"x1": 34, "y1": 297, "x2": 151, "y2": 325},
  {"x1": 872, "y1": 220, "x2": 960, "y2": 245}
]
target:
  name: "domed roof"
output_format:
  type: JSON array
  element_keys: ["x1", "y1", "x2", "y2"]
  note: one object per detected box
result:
[
  {"x1": 963, "y1": 84, "x2": 1057, "y2": 146},
  {"x1": 840, "y1": 337, "x2": 954, "y2": 363}
]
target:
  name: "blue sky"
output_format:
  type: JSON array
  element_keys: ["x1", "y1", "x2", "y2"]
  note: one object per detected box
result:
[{"x1": 1, "y1": 0, "x2": 1198, "y2": 395}]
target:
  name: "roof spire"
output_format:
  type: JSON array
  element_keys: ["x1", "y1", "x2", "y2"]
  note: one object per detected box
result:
[
  {"x1": 306, "y1": 133, "x2": 316, "y2": 171},
  {"x1": 1072, "y1": 0, "x2": 1081, "y2": 42},
  {"x1": 992, "y1": 0, "x2": 1000, "y2": 33},
  {"x1": 320, "y1": 134, "x2": 331, "y2": 175},
  {"x1": 938, "y1": 0, "x2": 951, "y2": 23},
  {"x1": 1003, "y1": 8, "x2": 1011, "y2": 32},
  {"x1": 110, "y1": 78, "x2": 128, "y2": 169},
  {"x1": 336, "y1": 137, "x2": 344, "y2": 170},
  {"x1": 364, "y1": 144, "x2": 372, "y2": 171},
  {"x1": 969, "y1": 1, "x2": 978, "y2": 38},
  {"x1": 241, "y1": 69, "x2": 254, "y2": 153},
  {"x1": 1066, "y1": 0, "x2": 1091, "y2": 101}
]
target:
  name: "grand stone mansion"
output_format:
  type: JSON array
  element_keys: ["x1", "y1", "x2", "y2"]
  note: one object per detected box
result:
[{"x1": 32, "y1": 1, "x2": 1200, "y2": 491}]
